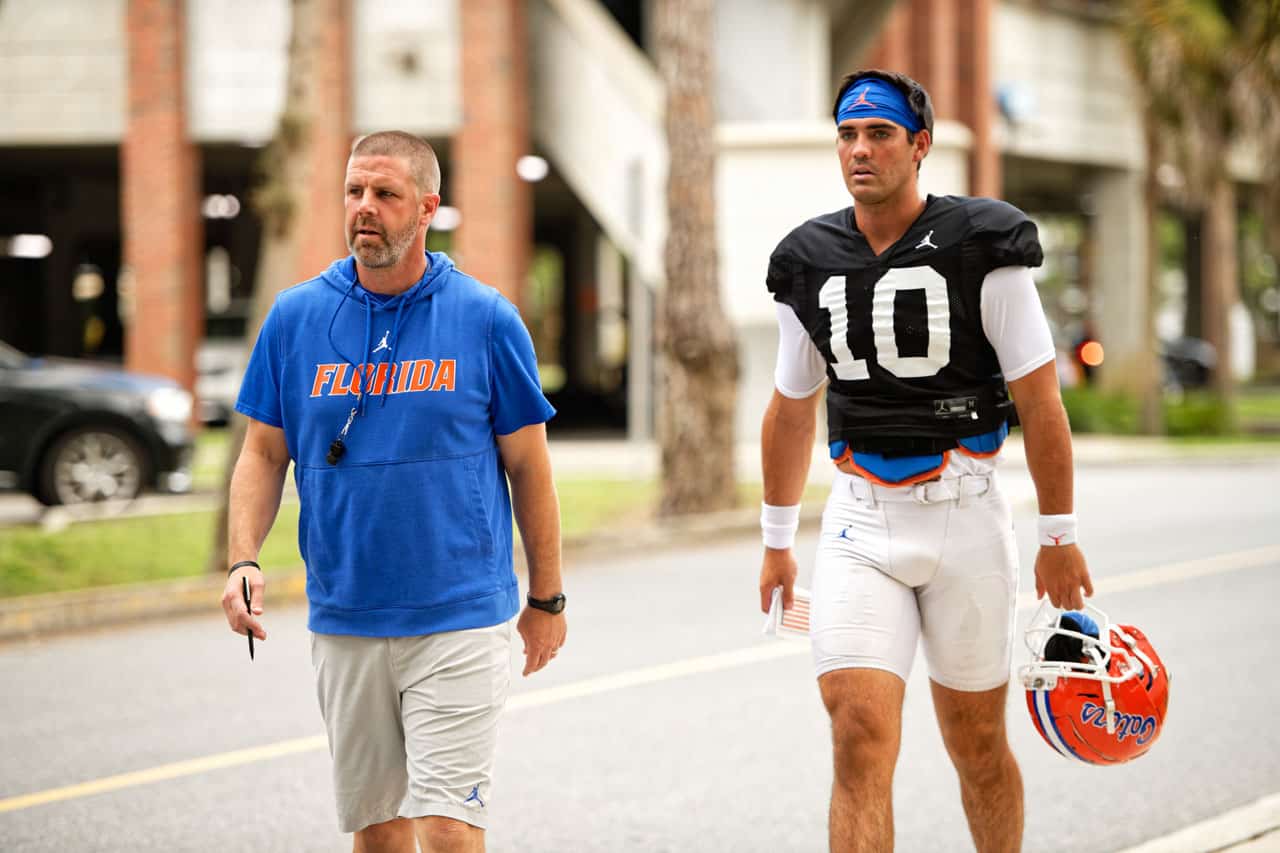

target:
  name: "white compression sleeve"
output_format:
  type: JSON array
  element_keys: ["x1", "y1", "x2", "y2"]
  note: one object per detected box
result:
[
  {"x1": 980, "y1": 266, "x2": 1056, "y2": 381},
  {"x1": 773, "y1": 302, "x2": 827, "y2": 399}
]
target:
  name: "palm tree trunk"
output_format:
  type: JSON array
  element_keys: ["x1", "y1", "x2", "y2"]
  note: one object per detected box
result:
[
  {"x1": 206, "y1": 0, "x2": 341, "y2": 572},
  {"x1": 1138, "y1": 125, "x2": 1164, "y2": 434},
  {"x1": 653, "y1": 0, "x2": 739, "y2": 516},
  {"x1": 1201, "y1": 175, "x2": 1238, "y2": 403}
]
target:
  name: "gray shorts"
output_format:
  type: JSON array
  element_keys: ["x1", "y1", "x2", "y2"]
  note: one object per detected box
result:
[{"x1": 310, "y1": 621, "x2": 513, "y2": 833}]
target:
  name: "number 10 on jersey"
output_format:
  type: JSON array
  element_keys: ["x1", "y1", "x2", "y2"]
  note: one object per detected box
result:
[{"x1": 818, "y1": 266, "x2": 952, "y2": 381}]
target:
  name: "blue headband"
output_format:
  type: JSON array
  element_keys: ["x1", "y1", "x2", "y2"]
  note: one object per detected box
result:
[{"x1": 836, "y1": 78, "x2": 923, "y2": 133}]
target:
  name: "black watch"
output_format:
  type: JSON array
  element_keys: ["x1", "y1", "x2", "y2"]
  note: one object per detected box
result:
[{"x1": 526, "y1": 592, "x2": 566, "y2": 614}]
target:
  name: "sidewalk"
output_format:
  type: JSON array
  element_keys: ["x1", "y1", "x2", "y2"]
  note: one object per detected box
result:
[
  {"x1": 551, "y1": 432, "x2": 1280, "y2": 481},
  {"x1": 3, "y1": 433, "x2": 1276, "y2": 530},
  {"x1": 1116, "y1": 793, "x2": 1280, "y2": 852}
]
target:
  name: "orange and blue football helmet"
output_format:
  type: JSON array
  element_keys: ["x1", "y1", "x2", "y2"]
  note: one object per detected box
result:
[{"x1": 1019, "y1": 603, "x2": 1170, "y2": 765}]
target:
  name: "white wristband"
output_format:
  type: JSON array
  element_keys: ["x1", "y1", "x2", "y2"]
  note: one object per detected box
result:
[
  {"x1": 1038, "y1": 513, "x2": 1078, "y2": 547},
  {"x1": 761, "y1": 502, "x2": 801, "y2": 550}
]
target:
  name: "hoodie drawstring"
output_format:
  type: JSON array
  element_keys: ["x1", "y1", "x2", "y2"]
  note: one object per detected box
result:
[
  {"x1": 322, "y1": 254, "x2": 442, "y2": 463},
  {"x1": 324, "y1": 278, "x2": 375, "y2": 417},
  {"x1": 380, "y1": 297, "x2": 410, "y2": 408},
  {"x1": 323, "y1": 280, "x2": 363, "y2": 466},
  {"x1": 358, "y1": 297, "x2": 374, "y2": 417},
  {"x1": 326, "y1": 279, "x2": 361, "y2": 371}
]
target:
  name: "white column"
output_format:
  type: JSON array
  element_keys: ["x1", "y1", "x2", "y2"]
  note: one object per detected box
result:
[{"x1": 1090, "y1": 167, "x2": 1155, "y2": 395}]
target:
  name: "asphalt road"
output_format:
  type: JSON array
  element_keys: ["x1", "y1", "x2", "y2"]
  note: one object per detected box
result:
[{"x1": 1, "y1": 457, "x2": 1278, "y2": 852}]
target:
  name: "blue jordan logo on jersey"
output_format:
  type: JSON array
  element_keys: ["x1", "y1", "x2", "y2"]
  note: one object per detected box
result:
[{"x1": 463, "y1": 785, "x2": 485, "y2": 808}]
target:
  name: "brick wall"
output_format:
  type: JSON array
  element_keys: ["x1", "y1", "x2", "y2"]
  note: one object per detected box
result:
[
  {"x1": 913, "y1": 0, "x2": 957, "y2": 120},
  {"x1": 958, "y1": 0, "x2": 1000, "y2": 198},
  {"x1": 858, "y1": 0, "x2": 1000, "y2": 197},
  {"x1": 455, "y1": 0, "x2": 531, "y2": 306},
  {"x1": 294, "y1": 0, "x2": 352, "y2": 282},
  {"x1": 122, "y1": 0, "x2": 202, "y2": 391}
]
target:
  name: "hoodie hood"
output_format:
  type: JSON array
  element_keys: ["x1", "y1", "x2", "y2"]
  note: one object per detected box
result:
[{"x1": 320, "y1": 250, "x2": 455, "y2": 309}]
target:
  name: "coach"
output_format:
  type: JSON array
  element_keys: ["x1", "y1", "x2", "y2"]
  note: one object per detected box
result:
[{"x1": 221, "y1": 130, "x2": 566, "y2": 853}]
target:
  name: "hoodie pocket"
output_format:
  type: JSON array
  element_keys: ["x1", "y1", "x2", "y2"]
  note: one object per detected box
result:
[{"x1": 296, "y1": 453, "x2": 500, "y2": 612}]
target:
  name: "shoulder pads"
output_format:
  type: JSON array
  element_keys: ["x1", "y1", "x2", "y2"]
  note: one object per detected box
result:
[
  {"x1": 766, "y1": 209, "x2": 850, "y2": 302},
  {"x1": 964, "y1": 197, "x2": 1043, "y2": 269}
]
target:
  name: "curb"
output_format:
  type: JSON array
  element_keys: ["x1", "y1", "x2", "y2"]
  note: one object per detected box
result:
[
  {"x1": 0, "y1": 570, "x2": 308, "y2": 643},
  {"x1": 0, "y1": 505, "x2": 825, "y2": 644},
  {"x1": 1113, "y1": 792, "x2": 1280, "y2": 853}
]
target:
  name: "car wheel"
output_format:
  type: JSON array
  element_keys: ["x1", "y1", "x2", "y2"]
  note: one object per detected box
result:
[{"x1": 37, "y1": 427, "x2": 147, "y2": 506}]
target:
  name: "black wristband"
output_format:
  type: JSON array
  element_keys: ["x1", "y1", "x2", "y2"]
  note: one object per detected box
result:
[{"x1": 229, "y1": 560, "x2": 261, "y2": 576}]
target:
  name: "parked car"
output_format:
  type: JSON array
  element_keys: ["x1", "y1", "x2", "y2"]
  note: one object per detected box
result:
[
  {"x1": 0, "y1": 340, "x2": 194, "y2": 505},
  {"x1": 195, "y1": 338, "x2": 247, "y2": 426},
  {"x1": 1160, "y1": 336, "x2": 1217, "y2": 391}
]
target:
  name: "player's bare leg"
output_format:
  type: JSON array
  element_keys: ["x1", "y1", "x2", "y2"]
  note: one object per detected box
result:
[
  {"x1": 819, "y1": 668, "x2": 906, "y2": 853},
  {"x1": 930, "y1": 680, "x2": 1023, "y2": 853},
  {"x1": 354, "y1": 817, "x2": 416, "y2": 853},
  {"x1": 415, "y1": 816, "x2": 484, "y2": 853}
]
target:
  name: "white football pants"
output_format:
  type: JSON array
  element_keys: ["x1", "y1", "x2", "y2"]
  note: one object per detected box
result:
[{"x1": 811, "y1": 469, "x2": 1019, "y2": 691}]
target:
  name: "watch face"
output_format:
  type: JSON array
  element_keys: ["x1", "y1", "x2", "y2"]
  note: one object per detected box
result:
[{"x1": 529, "y1": 593, "x2": 565, "y2": 613}]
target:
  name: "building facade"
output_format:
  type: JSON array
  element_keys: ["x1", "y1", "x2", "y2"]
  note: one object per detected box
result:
[{"x1": 1, "y1": 0, "x2": 1238, "y2": 438}]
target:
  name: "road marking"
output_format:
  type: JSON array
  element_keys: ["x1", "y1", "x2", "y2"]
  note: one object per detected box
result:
[
  {"x1": 1113, "y1": 791, "x2": 1280, "y2": 853},
  {"x1": 507, "y1": 642, "x2": 805, "y2": 712},
  {"x1": 0, "y1": 736, "x2": 326, "y2": 814},
  {"x1": 2, "y1": 543, "x2": 1278, "y2": 815},
  {"x1": 0, "y1": 644, "x2": 807, "y2": 816}
]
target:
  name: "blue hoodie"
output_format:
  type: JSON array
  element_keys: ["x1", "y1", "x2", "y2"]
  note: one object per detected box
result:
[{"x1": 235, "y1": 252, "x2": 555, "y2": 637}]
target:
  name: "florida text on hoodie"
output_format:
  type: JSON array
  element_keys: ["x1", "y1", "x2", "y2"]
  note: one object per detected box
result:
[{"x1": 235, "y1": 252, "x2": 556, "y2": 637}]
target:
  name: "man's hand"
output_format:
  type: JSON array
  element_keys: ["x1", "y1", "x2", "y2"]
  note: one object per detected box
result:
[
  {"x1": 221, "y1": 566, "x2": 267, "y2": 642},
  {"x1": 517, "y1": 607, "x2": 566, "y2": 677},
  {"x1": 759, "y1": 547, "x2": 799, "y2": 613},
  {"x1": 1034, "y1": 544, "x2": 1093, "y2": 611}
]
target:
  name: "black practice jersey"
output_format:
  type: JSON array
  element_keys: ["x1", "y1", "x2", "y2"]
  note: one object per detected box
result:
[{"x1": 766, "y1": 194, "x2": 1043, "y2": 456}]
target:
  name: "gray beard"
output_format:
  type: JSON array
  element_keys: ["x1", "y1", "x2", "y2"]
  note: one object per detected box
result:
[{"x1": 348, "y1": 221, "x2": 417, "y2": 269}]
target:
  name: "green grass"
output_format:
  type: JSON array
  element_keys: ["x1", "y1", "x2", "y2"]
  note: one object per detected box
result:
[
  {"x1": 557, "y1": 479, "x2": 657, "y2": 539},
  {"x1": 0, "y1": 476, "x2": 834, "y2": 599},
  {"x1": 192, "y1": 428, "x2": 232, "y2": 492},
  {"x1": 0, "y1": 504, "x2": 303, "y2": 598},
  {"x1": 1237, "y1": 386, "x2": 1280, "y2": 428},
  {"x1": 1061, "y1": 384, "x2": 1280, "y2": 437},
  {"x1": 5, "y1": 416, "x2": 839, "y2": 600}
]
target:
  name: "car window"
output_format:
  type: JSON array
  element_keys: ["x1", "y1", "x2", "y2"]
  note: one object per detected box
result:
[{"x1": 0, "y1": 340, "x2": 27, "y2": 369}]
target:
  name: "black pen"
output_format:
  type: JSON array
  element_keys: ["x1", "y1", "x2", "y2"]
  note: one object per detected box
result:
[{"x1": 242, "y1": 575, "x2": 254, "y2": 660}]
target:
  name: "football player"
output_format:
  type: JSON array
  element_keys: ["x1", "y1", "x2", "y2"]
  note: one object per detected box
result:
[{"x1": 757, "y1": 69, "x2": 1093, "y2": 853}]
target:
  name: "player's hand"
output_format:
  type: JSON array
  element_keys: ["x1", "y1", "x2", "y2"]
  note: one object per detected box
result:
[
  {"x1": 221, "y1": 565, "x2": 267, "y2": 641},
  {"x1": 759, "y1": 547, "x2": 798, "y2": 613},
  {"x1": 1034, "y1": 544, "x2": 1093, "y2": 611},
  {"x1": 517, "y1": 607, "x2": 566, "y2": 677}
]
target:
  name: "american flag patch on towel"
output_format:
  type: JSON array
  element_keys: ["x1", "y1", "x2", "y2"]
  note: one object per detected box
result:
[{"x1": 763, "y1": 585, "x2": 811, "y2": 638}]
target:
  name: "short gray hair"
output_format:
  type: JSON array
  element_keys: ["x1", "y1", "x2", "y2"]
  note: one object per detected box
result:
[{"x1": 349, "y1": 131, "x2": 441, "y2": 194}]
